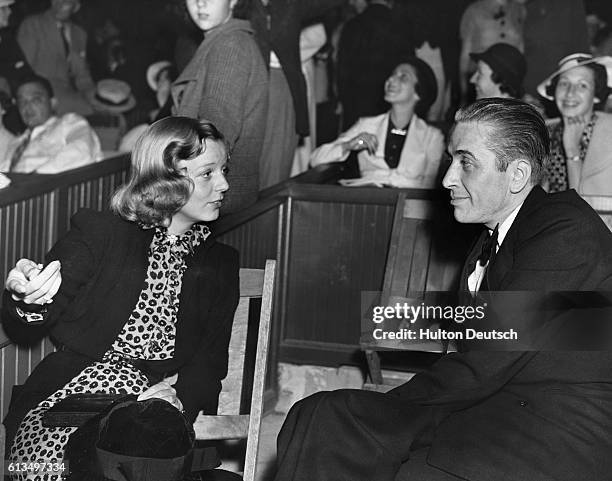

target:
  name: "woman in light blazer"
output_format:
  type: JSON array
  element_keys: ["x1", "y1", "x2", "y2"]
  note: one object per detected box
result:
[{"x1": 311, "y1": 56, "x2": 445, "y2": 188}]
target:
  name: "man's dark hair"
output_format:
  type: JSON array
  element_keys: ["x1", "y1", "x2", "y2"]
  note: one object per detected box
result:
[
  {"x1": 14, "y1": 73, "x2": 54, "y2": 98},
  {"x1": 454, "y1": 98, "x2": 549, "y2": 185}
]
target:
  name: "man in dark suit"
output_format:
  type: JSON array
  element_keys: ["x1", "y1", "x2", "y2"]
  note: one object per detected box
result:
[{"x1": 273, "y1": 98, "x2": 612, "y2": 481}]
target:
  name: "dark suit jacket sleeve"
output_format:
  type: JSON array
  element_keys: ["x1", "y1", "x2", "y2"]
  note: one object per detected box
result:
[
  {"x1": 391, "y1": 199, "x2": 610, "y2": 413},
  {"x1": 2, "y1": 210, "x2": 106, "y2": 340},
  {"x1": 174, "y1": 246, "x2": 240, "y2": 422}
]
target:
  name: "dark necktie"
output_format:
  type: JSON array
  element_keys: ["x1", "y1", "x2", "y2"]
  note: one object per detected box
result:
[
  {"x1": 478, "y1": 223, "x2": 499, "y2": 267},
  {"x1": 9, "y1": 130, "x2": 32, "y2": 172}
]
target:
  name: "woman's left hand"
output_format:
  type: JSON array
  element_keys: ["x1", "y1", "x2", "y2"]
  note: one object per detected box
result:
[{"x1": 137, "y1": 381, "x2": 183, "y2": 412}]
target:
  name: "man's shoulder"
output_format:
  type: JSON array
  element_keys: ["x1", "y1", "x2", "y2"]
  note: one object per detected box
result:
[
  {"x1": 57, "y1": 113, "x2": 94, "y2": 132},
  {"x1": 518, "y1": 188, "x2": 612, "y2": 243}
]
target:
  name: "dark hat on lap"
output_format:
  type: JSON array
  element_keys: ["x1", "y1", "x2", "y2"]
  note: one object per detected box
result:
[{"x1": 65, "y1": 398, "x2": 219, "y2": 481}]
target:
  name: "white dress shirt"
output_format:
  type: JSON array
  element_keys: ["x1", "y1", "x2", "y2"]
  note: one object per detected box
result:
[
  {"x1": 468, "y1": 203, "x2": 523, "y2": 295},
  {"x1": 3, "y1": 113, "x2": 102, "y2": 174}
]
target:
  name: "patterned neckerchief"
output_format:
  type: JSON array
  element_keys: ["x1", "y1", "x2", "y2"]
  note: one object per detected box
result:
[
  {"x1": 546, "y1": 112, "x2": 597, "y2": 193},
  {"x1": 107, "y1": 223, "x2": 211, "y2": 362},
  {"x1": 150, "y1": 223, "x2": 211, "y2": 258}
]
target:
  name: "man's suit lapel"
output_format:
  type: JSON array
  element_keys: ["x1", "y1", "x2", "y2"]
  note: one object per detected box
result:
[
  {"x1": 460, "y1": 186, "x2": 547, "y2": 292},
  {"x1": 483, "y1": 186, "x2": 548, "y2": 291}
]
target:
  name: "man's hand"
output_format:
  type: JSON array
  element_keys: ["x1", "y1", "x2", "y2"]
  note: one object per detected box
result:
[{"x1": 6, "y1": 258, "x2": 62, "y2": 305}]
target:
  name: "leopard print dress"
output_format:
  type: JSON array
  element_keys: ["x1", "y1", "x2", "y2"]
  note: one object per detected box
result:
[{"x1": 8, "y1": 224, "x2": 210, "y2": 480}]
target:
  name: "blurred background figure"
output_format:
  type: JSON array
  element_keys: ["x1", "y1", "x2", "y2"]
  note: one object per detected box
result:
[
  {"x1": 17, "y1": 0, "x2": 96, "y2": 116},
  {"x1": 1, "y1": 74, "x2": 102, "y2": 173},
  {"x1": 523, "y1": 0, "x2": 589, "y2": 106},
  {"x1": 459, "y1": 0, "x2": 526, "y2": 105},
  {"x1": 311, "y1": 57, "x2": 444, "y2": 188},
  {"x1": 0, "y1": 0, "x2": 31, "y2": 95},
  {"x1": 291, "y1": 23, "x2": 327, "y2": 177},
  {"x1": 249, "y1": 0, "x2": 345, "y2": 189},
  {"x1": 337, "y1": 0, "x2": 407, "y2": 130},
  {"x1": 0, "y1": 0, "x2": 33, "y2": 134},
  {"x1": 145, "y1": 60, "x2": 176, "y2": 121},
  {"x1": 537, "y1": 53, "x2": 612, "y2": 196},
  {"x1": 470, "y1": 42, "x2": 526, "y2": 99},
  {"x1": 0, "y1": 90, "x2": 15, "y2": 163},
  {"x1": 118, "y1": 60, "x2": 177, "y2": 153}
]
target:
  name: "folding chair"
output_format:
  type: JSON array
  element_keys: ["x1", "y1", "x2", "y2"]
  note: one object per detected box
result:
[{"x1": 194, "y1": 259, "x2": 276, "y2": 481}]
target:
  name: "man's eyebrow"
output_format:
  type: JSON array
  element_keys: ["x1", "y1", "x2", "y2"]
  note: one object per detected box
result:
[{"x1": 446, "y1": 149, "x2": 476, "y2": 160}]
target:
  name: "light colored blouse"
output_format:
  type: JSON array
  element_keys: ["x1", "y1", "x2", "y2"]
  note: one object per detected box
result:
[{"x1": 311, "y1": 112, "x2": 445, "y2": 188}]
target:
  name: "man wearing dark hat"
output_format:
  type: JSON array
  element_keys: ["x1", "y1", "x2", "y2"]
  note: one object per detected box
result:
[{"x1": 470, "y1": 42, "x2": 526, "y2": 99}]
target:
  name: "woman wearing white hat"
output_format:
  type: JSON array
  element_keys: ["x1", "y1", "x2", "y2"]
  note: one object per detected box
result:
[{"x1": 537, "y1": 53, "x2": 612, "y2": 196}]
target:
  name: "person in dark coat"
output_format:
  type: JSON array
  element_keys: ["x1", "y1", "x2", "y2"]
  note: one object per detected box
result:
[
  {"x1": 0, "y1": 0, "x2": 32, "y2": 133},
  {"x1": 272, "y1": 98, "x2": 612, "y2": 481},
  {"x1": 337, "y1": 0, "x2": 408, "y2": 130},
  {"x1": 2, "y1": 117, "x2": 239, "y2": 475},
  {"x1": 248, "y1": 0, "x2": 344, "y2": 188}
]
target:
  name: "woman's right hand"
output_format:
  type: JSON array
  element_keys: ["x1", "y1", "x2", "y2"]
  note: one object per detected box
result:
[
  {"x1": 5, "y1": 258, "x2": 62, "y2": 306},
  {"x1": 344, "y1": 132, "x2": 378, "y2": 155},
  {"x1": 562, "y1": 115, "x2": 587, "y2": 159}
]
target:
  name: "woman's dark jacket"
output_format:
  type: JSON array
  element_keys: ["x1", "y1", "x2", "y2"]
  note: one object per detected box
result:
[{"x1": 2, "y1": 210, "x2": 239, "y2": 448}]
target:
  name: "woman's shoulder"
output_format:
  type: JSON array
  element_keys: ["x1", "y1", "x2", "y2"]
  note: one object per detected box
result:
[
  {"x1": 69, "y1": 209, "x2": 138, "y2": 235},
  {"x1": 209, "y1": 240, "x2": 239, "y2": 264},
  {"x1": 595, "y1": 112, "x2": 612, "y2": 129},
  {"x1": 209, "y1": 20, "x2": 258, "y2": 49}
]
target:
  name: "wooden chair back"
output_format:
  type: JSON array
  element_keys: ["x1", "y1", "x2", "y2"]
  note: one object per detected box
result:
[
  {"x1": 360, "y1": 194, "x2": 466, "y2": 387},
  {"x1": 193, "y1": 260, "x2": 276, "y2": 481}
]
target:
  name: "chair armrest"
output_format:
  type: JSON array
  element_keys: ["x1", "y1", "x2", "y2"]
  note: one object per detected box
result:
[{"x1": 193, "y1": 414, "x2": 250, "y2": 440}]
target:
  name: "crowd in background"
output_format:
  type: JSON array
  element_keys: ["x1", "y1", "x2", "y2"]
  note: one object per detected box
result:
[{"x1": 2, "y1": 0, "x2": 612, "y2": 210}]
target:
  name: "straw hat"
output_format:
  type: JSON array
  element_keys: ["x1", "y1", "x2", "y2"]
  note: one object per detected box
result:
[
  {"x1": 146, "y1": 61, "x2": 172, "y2": 92},
  {"x1": 91, "y1": 79, "x2": 136, "y2": 114}
]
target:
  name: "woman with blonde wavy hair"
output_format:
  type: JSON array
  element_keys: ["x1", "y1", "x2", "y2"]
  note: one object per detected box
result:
[{"x1": 2, "y1": 116, "x2": 239, "y2": 480}]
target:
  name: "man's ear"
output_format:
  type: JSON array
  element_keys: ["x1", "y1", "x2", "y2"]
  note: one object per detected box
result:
[
  {"x1": 509, "y1": 158, "x2": 532, "y2": 193},
  {"x1": 50, "y1": 97, "x2": 59, "y2": 112}
]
